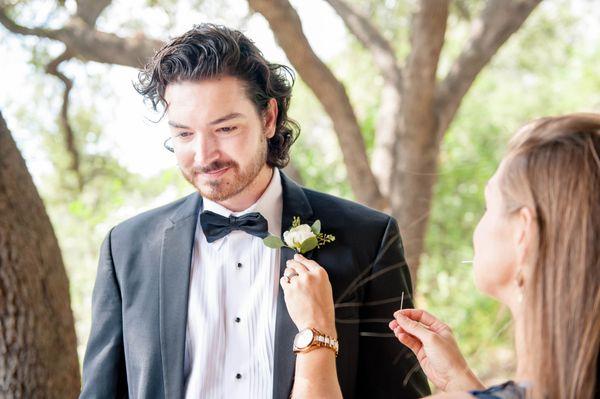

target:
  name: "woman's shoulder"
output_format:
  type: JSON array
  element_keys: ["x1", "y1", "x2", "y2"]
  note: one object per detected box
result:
[
  {"x1": 426, "y1": 392, "x2": 473, "y2": 399},
  {"x1": 426, "y1": 381, "x2": 527, "y2": 399},
  {"x1": 468, "y1": 381, "x2": 527, "y2": 399}
]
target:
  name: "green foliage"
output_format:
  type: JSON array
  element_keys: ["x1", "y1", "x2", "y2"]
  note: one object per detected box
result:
[
  {"x1": 310, "y1": 219, "x2": 321, "y2": 235},
  {"x1": 299, "y1": 235, "x2": 318, "y2": 253},
  {"x1": 287, "y1": 78, "x2": 353, "y2": 199},
  {"x1": 3, "y1": 0, "x2": 599, "y2": 384},
  {"x1": 298, "y1": 0, "x2": 600, "y2": 383},
  {"x1": 266, "y1": 218, "x2": 334, "y2": 253},
  {"x1": 419, "y1": 0, "x2": 600, "y2": 381},
  {"x1": 291, "y1": 215, "x2": 301, "y2": 228},
  {"x1": 317, "y1": 232, "x2": 335, "y2": 248},
  {"x1": 263, "y1": 234, "x2": 285, "y2": 249}
]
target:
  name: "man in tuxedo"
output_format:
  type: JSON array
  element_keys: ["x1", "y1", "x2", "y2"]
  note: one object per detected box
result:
[{"x1": 80, "y1": 23, "x2": 430, "y2": 399}]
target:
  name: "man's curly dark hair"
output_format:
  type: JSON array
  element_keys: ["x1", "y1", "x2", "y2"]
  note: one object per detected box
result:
[{"x1": 134, "y1": 23, "x2": 299, "y2": 168}]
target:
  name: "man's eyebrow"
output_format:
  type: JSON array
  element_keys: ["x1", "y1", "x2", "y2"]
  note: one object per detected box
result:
[
  {"x1": 209, "y1": 112, "x2": 244, "y2": 125},
  {"x1": 167, "y1": 121, "x2": 190, "y2": 129},
  {"x1": 167, "y1": 113, "x2": 245, "y2": 129}
]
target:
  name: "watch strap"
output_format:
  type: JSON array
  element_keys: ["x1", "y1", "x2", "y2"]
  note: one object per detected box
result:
[{"x1": 293, "y1": 328, "x2": 339, "y2": 357}]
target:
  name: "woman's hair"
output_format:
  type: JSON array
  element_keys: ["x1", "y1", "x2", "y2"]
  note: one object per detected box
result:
[
  {"x1": 134, "y1": 23, "x2": 299, "y2": 168},
  {"x1": 499, "y1": 113, "x2": 600, "y2": 399}
]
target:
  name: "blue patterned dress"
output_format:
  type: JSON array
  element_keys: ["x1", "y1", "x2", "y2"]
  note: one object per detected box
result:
[{"x1": 469, "y1": 381, "x2": 527, "y2": 399}]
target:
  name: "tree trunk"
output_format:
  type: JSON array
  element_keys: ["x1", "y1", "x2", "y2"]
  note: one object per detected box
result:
[
  {"x1": 389, "y1": 126, "x2": 441, "y2": 284},
  {"x1": 0, "y1": 112, "x2": 80, "y2": 398}
]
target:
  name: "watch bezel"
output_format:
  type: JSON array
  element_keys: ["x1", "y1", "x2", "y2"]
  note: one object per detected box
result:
[{"x1": 293, "y1": 328, "x2": 315, "y2": 350}]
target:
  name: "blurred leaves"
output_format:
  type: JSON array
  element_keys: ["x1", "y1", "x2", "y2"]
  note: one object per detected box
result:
[{"x1": 2, "y1": 0, "x2": 599, "y2": 382}]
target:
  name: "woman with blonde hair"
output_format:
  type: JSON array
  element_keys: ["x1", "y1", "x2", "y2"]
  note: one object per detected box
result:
[{"x1": 282, "y1": 113, "x2": 600, "y2": 398}]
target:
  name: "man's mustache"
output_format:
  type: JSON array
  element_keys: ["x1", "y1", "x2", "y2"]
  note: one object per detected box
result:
[{"x1": 192, "y1": 160, "x2": 237, "y2": 174}]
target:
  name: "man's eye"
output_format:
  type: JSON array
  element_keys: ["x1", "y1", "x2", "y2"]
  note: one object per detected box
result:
[
  {"x1": 177, "y1": 132, "x2": 194, "y2": 139},
  {"x1": 218, "y1": 126, "x2": 237, "y2": 133}
]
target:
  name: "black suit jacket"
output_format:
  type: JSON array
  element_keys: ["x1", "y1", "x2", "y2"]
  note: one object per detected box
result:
[{"x1": 80, "y1": 170, "x2": 430, "y2": 398}]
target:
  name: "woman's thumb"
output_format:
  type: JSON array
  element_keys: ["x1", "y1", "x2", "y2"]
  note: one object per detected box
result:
[{"x1": 394, "y1": 312, "x2": 431, "y2": 341}]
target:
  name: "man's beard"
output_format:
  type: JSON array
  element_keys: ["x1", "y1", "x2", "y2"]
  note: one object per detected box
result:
[{"x1": 181, "y1": 140, "x2": 268, "y2": 203}]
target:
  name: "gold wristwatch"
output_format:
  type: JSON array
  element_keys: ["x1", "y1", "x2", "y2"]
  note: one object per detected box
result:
[{"x1": 293, "y1": 327, "x2": 339, "y2": 357}]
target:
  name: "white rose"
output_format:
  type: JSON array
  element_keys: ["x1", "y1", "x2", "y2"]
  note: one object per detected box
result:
[{"x1": 283, "y1": 224, "x2": 316, "y2": 249}]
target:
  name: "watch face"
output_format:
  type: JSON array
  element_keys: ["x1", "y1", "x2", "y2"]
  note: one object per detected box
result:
[{"x1": 294, "y1": 328, "x2": 314, "y2": 349}]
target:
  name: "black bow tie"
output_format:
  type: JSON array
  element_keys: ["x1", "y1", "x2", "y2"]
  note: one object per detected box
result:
[{"x1": 200, "y1": 210, "x2": 269, "y2": 243}]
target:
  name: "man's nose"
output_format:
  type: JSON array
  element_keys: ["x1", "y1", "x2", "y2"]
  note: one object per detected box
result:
[{"x1": 193, "y1": 133, "x2": 218, "y2": 163}]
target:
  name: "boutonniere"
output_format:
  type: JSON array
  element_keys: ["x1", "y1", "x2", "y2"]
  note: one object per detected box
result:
[{"x1": 263, "y1": 216, "x2": 335, "y2": 254}]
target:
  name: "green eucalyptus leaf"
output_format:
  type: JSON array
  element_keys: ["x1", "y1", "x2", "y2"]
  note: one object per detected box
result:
[
  {"x1": 299, "y1": 235, "x2": 318, "y2": 253},
  {"x1": 311, "y1": 220, "x2": 321, "y2": 235},
  {"x1": 263, "y1": 235, "x2": 285, "y2": 249}
]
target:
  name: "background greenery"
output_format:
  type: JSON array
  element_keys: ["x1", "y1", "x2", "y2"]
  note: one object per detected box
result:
[{"x1": 1, "y1": 0, "x2": 599, "y2": 387}]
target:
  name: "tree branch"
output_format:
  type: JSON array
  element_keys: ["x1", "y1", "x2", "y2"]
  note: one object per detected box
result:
[
  {"x1": 75, "y1": 0, "x2": 113, "y2": 26},
  {"x1": 323, "y1": 0, "x2": 402, "y2": 86},
  {"x1": 248, "y1": 0, "x2": 386, "y2": 209},
  {"x1": 0, "y1": 6, "x2": 162, "y2": 68},
  {"x1": 45, "y1": 50, "x2": 83, "y2": 190},
  {"x1": 389, "y1": 0, "x2": 449, "y2": 208},
  {"x1": 436, "y1": 0, "x2": 542, "y2": 136},
  {"x1": 454, "y1": 0, "x2": 473, "y2": 21},
  {"x1": 371, "y1": 84, "x2": 402, "y2": 199},
  {"x1": 386, "y1": 1, "x2": 449, "y2": 278},
  {"x1": 323, "y1": 0, "x2": 402, "y2": 200},
  {"x1": 0, "y1": 6, "x2": 57, "y2": 38},
  {"x1": 1, "y1": 2, "x2": 159, "y2": 190},
  {"x1": 55, "y1": 20, "x2": 163, "y2": 67},
  {"x1": 403, "y1": 0, "x2": 449, "y2": 143}
]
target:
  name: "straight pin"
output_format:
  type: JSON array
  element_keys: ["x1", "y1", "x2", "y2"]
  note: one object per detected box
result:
[{"x1": 400, "y1": 291, "x2": 404, "y2": 311}]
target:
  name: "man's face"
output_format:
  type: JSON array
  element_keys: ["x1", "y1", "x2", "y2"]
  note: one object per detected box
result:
[{"x1": 164, "y1": 76, "x2": 275, "y2": 202}]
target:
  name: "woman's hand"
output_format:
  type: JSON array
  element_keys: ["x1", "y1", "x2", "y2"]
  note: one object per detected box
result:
[
  {"x1": 280, "y1": 254, "x2": 336, "y2": 337},
  {"x1": 389, "y1": 309, "x2": 484, "y2": 393}
]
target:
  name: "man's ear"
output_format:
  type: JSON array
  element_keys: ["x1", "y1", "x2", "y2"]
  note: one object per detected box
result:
[
  {"x1": 514, "y1": 206, "x2": 536, "y2": 274},
  {"x1": 263, "y1": 98, "x2": 278, "y2": 139}
]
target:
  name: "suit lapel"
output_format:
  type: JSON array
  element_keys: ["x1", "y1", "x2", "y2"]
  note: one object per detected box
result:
[
  {"x1": 159, "y1": 193, "x2": 202, "y2": 399},
  {"x1": 273, "y1": 171, "x2": 314, "y2": 399}
]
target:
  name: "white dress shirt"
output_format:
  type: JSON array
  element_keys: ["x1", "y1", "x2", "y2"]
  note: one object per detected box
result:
[{"x1": 184, "y1": 168, "x2": 282, "y2": 399}]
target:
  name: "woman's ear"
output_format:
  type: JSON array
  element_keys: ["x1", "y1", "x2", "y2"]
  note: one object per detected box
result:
[
  {"x1": 514, "y1": 206, "x2": 536, "y2": 273},
  {"x1": 263, "y1": 98, "x2": 278, "y2": 139}
]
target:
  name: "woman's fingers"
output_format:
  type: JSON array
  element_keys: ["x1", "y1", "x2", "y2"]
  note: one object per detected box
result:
[
  {"x1": 284, "y1": 261, "x2": 305, "y2": 285},
  {"x1": 286, "y1": 259, "x2": 309, "y2": 273},
  {"x1": 282, "y1": 262, "x2": 303, "y2": 289},
  {"x1": 293, "y1": 253, "x2": 321, "y2": 272},
  {"x1": 396, "y1": 309, "x2": 436, "y2": 326},
  {"x1": 389, "y1": 320, "x2": 423, "y2": 357},
  {"x1": 395, "y1": 330, "x2": 423, "y2": 358},
  {"x1": 396, "y1": 309, "x2": 448, "y2": 334},
  {"x1": 280, "y1": 276, "x2": 289, "y2": 288},
  {"x1": 283, "y1": 265, "x2": 301, "y2": 278},
  {"x1": 393, "y1": 312, "x2": 433, "y2": 342}
]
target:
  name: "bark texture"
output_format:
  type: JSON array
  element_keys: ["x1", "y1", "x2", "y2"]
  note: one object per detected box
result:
[{"x1": 0, "y1": 112, "x2": 80, "y2": 398}]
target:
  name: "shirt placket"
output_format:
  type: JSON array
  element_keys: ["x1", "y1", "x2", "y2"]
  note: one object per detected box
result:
[{"x1": 223, "y1": 231, "x2": 251, "y2": 397}]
